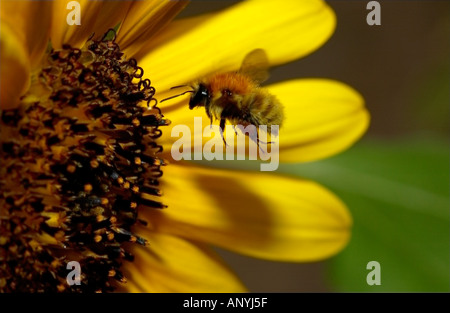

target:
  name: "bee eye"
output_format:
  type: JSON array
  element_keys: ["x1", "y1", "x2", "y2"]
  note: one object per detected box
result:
[{"x1": 189, "y1": 84, "x2": 209, "y2": 109}]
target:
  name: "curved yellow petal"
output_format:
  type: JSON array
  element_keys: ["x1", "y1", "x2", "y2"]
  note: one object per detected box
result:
[
  {"x1": 124, "y1": 231, "x2": 247, "y2": 292},
  {"x1": 50, "y1": 0, "x2": 132, "y2": 49},
  {"x1": 142, "y1": 163, "x2": 352, "y2": 262},
  {"x1": 269, "y1": 79, "x2": 370, "y2": 162},
  {"x1": 131, "y1": 13, "x2": 214, "y2": 61},
  {"x1": 0, "y1": 22, "x2": 30, "y2": 110},
  {"x1": 0, "y1": 0, "x2": 51, "y2": 68},
  {"x1": 141, "y1": 0, "x2": 335, "y2": 93},
  {"x1": 118, "y1": 0, "x2": 188, "y2": 56}
]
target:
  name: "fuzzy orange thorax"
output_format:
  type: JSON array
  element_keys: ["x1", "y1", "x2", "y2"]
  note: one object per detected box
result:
[{"x1": 207, "y1": 72, "x2": 257, "y2": 95}]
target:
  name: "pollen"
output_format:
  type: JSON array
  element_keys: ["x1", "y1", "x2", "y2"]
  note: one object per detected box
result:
[
  {"x1": 132, "y1": 118, "x2": 140, "y2": 127},
  {"x1": 0, "y1": 30, "x2": 168, "y2": 292},
  {"x1": 107, "y1": 232, "x2": 114, "y2": 241},
  {"x1": 96, "y1": 215, "x2": 105, "y2": 223},
  {"x1": 67, "y1": 164, "x2": 77, "y2": 173}
]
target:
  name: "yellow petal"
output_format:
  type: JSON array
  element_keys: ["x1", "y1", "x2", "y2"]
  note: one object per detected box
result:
[
  {"x1": 268, "y1": 79, "x2": 370, "y2": 162},
  {"x1": 142, "y1": 163, "x2": 352, "y2": 262},
  {"x1": 124, "y1": 231, "x2": 247, "y2": 292},
  {"x1": 0, "y1": 22, "x2": 30, "y2": 109},
  {"x1": 118, "y1": 0, "x2": 188, "y2": 56},
  {"x1": 0, "y1": 0, "x2": 52, "y2": 68},
  {"x1": 140, "y1": 0, "x2": 335, "y2": 92},
  {"x1": 50, "y1": 0, "x2": 132, "y2": 49},
  {"x1": 131, "y1": 13, "x2": 214, "y2": 61}
]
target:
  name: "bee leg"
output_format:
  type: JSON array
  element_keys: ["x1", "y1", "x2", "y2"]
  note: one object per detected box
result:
[
  {"x1": 247, "y1": 128, "x2": 264, "y2": 153},
  {"x1": 257, "y1": 138, "x2": 275, "y2": 145},
  {"x1": 206, "y1": 110, "x2": 213, "y2": 127},
  {"x1": 220, "y1": 118, "x2": 228, "y2": 146},
  {"x1": 254, "y1": 129, "x2": 277, "y2": 154},
  {"x1": 255, "y1": 128, "x2": 274, "y2": 145},
  {"x1": 256, "y1": 129, "x2": 265, "y2": 154},
  {"x1": 232, "y1": 125, "x2": 238, "y2": 135}
]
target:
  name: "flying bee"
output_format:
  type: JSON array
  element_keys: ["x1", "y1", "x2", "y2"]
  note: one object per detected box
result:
[{"x1": 161, "y1": 49, "x2": 284, "y2": 145}]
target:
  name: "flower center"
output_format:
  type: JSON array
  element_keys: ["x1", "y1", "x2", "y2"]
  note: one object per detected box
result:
[{"x1": 0, "y1": 30, "x2": 169, "y2": 292}]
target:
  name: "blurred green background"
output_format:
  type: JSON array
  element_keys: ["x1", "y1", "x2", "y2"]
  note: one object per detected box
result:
[{"x1": 178, "y1": 0, "x2": 450, "y2": 292}]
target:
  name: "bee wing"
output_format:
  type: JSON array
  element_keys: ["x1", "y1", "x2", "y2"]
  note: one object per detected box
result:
[{"x1": 239, "y1": 49, "x2": 270, "y2": 84}]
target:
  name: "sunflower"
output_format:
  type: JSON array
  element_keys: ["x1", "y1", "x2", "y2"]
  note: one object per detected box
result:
[{"x1": 0, "y1": 0, "x2": 369, "y2": 292}]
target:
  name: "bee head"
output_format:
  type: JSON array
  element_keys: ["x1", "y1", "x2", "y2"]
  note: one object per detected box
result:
[{"x1": 189, "y1": 84, "x2": 210, "y2": 110}]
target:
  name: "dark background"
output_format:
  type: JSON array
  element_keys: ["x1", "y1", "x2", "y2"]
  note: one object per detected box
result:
[{"x1": 177, "y1": 0, "x2": 450, "y2": 292}]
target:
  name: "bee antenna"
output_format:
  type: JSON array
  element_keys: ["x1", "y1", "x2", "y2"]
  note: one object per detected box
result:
[
  {"x1": 160, "y1": 90, "x2": 194, "y2": 103},
  {"x1": 170, "y1": 85, "x2": 189, "y2": 90}
]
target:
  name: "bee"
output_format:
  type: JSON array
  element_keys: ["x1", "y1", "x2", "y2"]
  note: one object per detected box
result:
[{"x1": 161, "y1": 49, "x2": 284, "y2": 145}]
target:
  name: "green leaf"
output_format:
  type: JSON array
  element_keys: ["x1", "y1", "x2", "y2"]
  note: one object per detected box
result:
[{"x1": 278, "y1": 135, "x2": 449, "y2": 292}]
